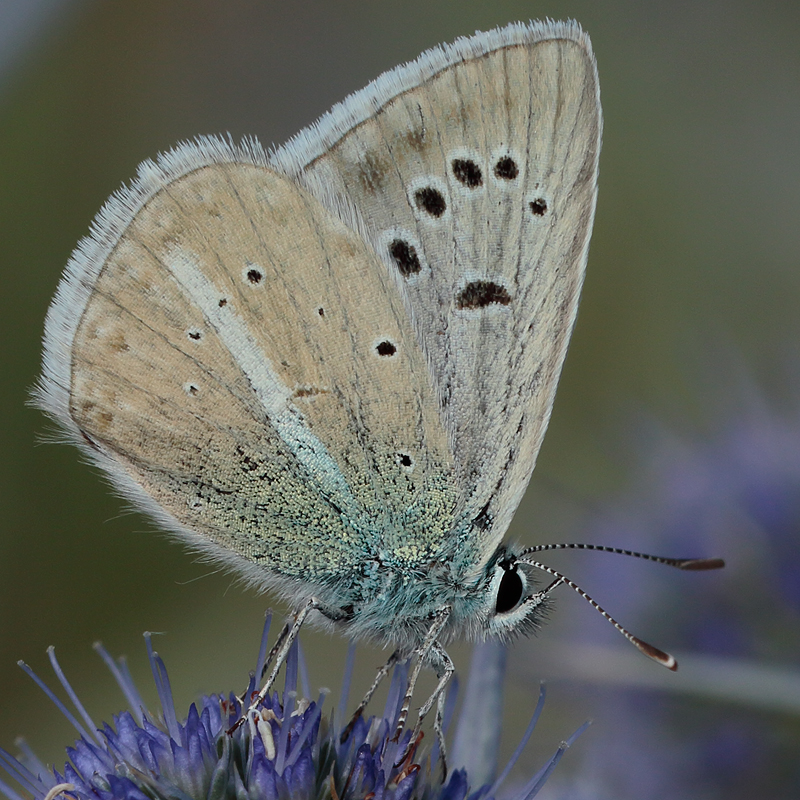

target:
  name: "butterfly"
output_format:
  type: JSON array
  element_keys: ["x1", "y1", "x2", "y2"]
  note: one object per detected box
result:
[{"x1": 35, "y1": 19, "x2": 722, "y2": 768}]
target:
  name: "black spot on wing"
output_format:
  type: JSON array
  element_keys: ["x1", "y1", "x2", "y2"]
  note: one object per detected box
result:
[
  {"x1": 529, "y1": 198, "x2": 548, "y2": 216},
  {"x1": 494, "y1": 156, "x2": 518, "y2": 180},
  {"x1": 452, "y1": 158, "x2": 483, "y2": 188},
  {"x1": 414, "y1": 187, "x2": 446, "y2": 217},
  {"x1": 455, "y1": 281, "x2": 512, "y2": 310},
  {"x1": 389, "y1": 239, "x2": 421, "y2": 277},
  {"x1": 473, "y1": 500, "x2": 492, "y2": 531},
  {"x1": 246, "y1": 267, "x2": 263, "y2": 284},
  {"x1": 375, "y1": 340, "x2": 397, "y2": 357}
]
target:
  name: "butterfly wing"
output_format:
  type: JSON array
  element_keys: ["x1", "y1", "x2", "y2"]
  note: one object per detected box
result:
[
  {"x1": 36, "y1": 141, "x2": 459, "y2": 603},
  {"x1": 37, "y1": 21, "x2": 600, "y2": 624},
  {"x1": 273, "y1": 21, "x2": 602, "y2": 570}
]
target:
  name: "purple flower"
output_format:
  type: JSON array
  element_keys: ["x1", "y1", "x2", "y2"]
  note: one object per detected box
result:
[{"x1": 0, "y1": 618, "x2": 582, "y2": 800}]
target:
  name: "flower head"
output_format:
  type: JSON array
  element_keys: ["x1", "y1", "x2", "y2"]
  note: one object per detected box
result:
[{"x1": 1, "y1": 617, "x2": 580, "y2": 800}]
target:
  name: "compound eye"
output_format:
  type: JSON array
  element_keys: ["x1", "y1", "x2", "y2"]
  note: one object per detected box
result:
[{"x1": 495, "y1": 566, "x2": 524, "y2": 614}]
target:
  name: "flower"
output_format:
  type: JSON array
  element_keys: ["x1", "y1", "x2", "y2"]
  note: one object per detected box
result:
[{"x1": 0, "y1": 617, "x2": 583, "y2": 800}]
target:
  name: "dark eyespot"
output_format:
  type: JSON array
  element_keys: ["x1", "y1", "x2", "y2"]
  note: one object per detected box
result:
[
  {"x1": 455, "y1": 280, "x2": 512, "y2": 309},
  {"x1": 414, "y1": 187, "x2": 447, "y2": 217},
  {"x1": 389, "y1": 239, "x2": 421, "y2": 277},
  {"x1": 529, "y1": 198, "x2": 548, "y2": 216},
  {"x1": 495, "y1": 566, "x2": 524, "y2": 614},
  {"x1": 396, "y1": 452, "x2": 413, "y2": 468},
  {"x1": 376, "y1": 340, "x2": 396, "y2": 357},
  {"x1": 494, "y1": 156, "x2": 519, "y2": 180},
  {"x1": 246, "y1": 268, "x2": 264, "y2": 284},
  {"x1": 452, "y1": 158, "x2": 482, "y2": 188}
]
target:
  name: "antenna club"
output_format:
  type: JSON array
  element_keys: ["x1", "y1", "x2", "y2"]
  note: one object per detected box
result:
[
  {"x1": 634, "y1": 637, "x2": 678, "y2": 671},
  {"x1": 678, "y1": 558, "x2": 725, "y2": 571}
]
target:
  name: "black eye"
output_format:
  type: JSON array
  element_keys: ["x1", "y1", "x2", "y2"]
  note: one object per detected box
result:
[{"x1": 495, "y1": 566, "x2": 524, "y2": 614}]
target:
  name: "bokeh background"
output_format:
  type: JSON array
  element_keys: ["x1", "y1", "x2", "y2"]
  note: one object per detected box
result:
[{"x1": 1, "y1": 1, "x2": 798, "y2": 798}]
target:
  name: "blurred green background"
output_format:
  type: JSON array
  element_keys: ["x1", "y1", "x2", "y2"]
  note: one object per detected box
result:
[{"x1": 1, "y1": 1, "x2": 798, "y2": 797}]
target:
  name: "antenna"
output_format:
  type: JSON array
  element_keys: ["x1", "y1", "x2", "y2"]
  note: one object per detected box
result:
[{"x1": 516, "y1": 544, "x2": 725, "y2": 671}]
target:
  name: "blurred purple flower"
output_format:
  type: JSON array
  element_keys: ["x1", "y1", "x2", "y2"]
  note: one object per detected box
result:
[
  {"x1": 530, "y1": 379, "x2": 800, "y2": 800},
  {"x1": 586, "y1": 389, "x2": 800, "y2": 661}
]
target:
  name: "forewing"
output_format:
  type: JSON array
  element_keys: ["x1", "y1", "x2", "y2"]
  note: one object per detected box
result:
[
  {"x1": 274, "y1": 21, "x2": 602, "y2": 562},
  {"x1": 36, "y1": 143, "x2": 458, "y2": 597}
]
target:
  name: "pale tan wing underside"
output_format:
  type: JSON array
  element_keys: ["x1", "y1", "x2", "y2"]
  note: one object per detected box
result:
[
  {"x1": 278, "y1": 30, "x2": 601, "y2": 561},
  {"x1": 67, "y1": 162, "x2": 458, "y2": 588}
]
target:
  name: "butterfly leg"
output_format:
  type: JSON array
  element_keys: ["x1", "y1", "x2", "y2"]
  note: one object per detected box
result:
[
  {"x1": 395, "y1": 641, "x2": 454, "y2": 775},
  {"x1": 430, "y1": 643, "x2": 454, "y2": 778},
  {"x1": 259, "y1": 617, "x2": 292, "y2": 681},
  {"x1": 391, "y1": 607, "x2": 451, "y2": 742},
  {"x1": 534, "y1": 576, "x2": 566, "y2": 601},
  {"x1": 339, "y1": 648, "x2": 402, "y2": 744},
  {"x1": 246, "y1": 597, "x2": 346, "y2": 718},
  {"x1": 433, "y1": 687, "x2": 448, "y2": 778}
]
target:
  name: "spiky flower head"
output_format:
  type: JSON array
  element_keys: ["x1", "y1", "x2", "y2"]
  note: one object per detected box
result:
[{"x1": 1, "y1": 617, "x2": 583, "y2": 800}]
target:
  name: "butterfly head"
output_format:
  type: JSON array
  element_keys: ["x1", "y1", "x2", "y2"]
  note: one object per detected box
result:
[{"x1": 467, "y1": 545, "x2": 551, "y2": 643}]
